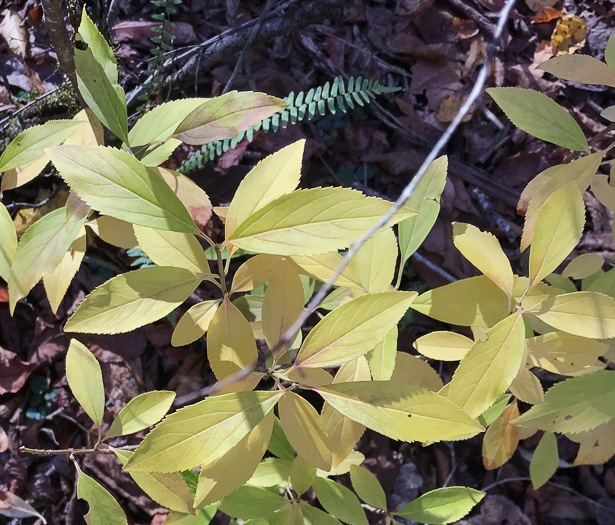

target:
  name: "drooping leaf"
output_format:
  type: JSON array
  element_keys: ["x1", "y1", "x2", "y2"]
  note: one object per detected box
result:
[
  {"x1": 349, "y1": 465, "x2": 387, "y2": 510},
  {"x1": 487, "y1": 87, "x2": 587, "y2": 151},
  {"x1": 294, "y1": 291, "x2": 416, "y2": 368},
  {"x1": 65, "y1": 267, "x2": 202, "y2": 334},
  {"x1": 173, "y1": 91, "x2": 288, "y2": 145},
  {"x1": 114, "y1": 450, "x2": 195, "y2": 514},
  {"x1": 482, "y1": 401, "x2": 520, "y2": 470},
  {"x1": 413, "y1": 331, "x2": 473, "y2": 361},
  {"x1": 390, "y1": 352, "x2": 443, "y2": 392},
  {"x1": 8, "y1": 207, "x2": 86, "y2": 312},
  {"x1": 47, "y1": 146, "x2": 199, "y2": 234},
  {"x1": 172, "y1": 300, "x2": 221, "y2": 346},
  {"x1": 278, "y1": 391, "x2": 332, "y2": 471},
  {"x1": 453, "y1": 222, "x2": 514, "y2": 300},
  {"x1": 134, "y1": 225, "x2": 210, "y2": 274},
  {"x1": 396, "y1": 487, "x2": 485, "y2": 524},
  {"x1": 529, "y1": 291, "x2": 615, "y2": 339},
  {"x1": 43, "y1": 225, "x2": 87, "y2": 314},
  {"x1": 312, "y1": 477, "x2": 368, "y2": 525},
  {"x1": 290, "y1": 455, "x2": 316, "y2": 496},
  {"x1": 66, "y1": 339, "x2": 105, "y2": 429},
  {"x1": 76, "y1": 466, "x2": 128, "y2": 525},
  {"x1": 513, "y1": 371, "x2": 615, "y2": 433},
  {"x1": 227, "y1": 187, "x2": 415, "y2": 256},
  {"x1": 0, "y1": 120, "x2": 85, "y2": 172},
  {"x1": 366, "y1": 326, "x2": 397, "y2": 380},
  {"x1": 538, "y1": 55, "x2": 615, "y2": 87},
  {"x1": 526, "y1": 332, "x2": 608, "y2": 374},
  {"x1": 0, "y1": 201, "x2": 17, "y2": 282},
  {"x1": 124, "y1": 390, "x2": 282, "y2": 472},
  {"x1": 529, "y1": 183, "x2": 585, "y2": 288},
  {"x1": 411, "y1": 275, "x2": 511, "y2": 328},
  {"x1": 530, "y1": 431, "x2": 559, "y2": 489},
  {"x1": 348, "y1": 228, "x2": 397, "y2": 292},
  {"x1": 226, "y1": 140, "x2": 304, "y2": 240},
  {"x1": 447, "y1": 311, "x2": 525, "y2": 418},
  {"x1": 195, "y1": 411, "x2": 273, "y2": 507},
  {"x1": 398, "y1": 156, "x2": 448, "y2": 264},
  {"x1": 217, "y1": 486, "x2": 288, "y2": 520},
  {"x1": 315, "y1": 381, "x2": 483, "y2": 443},
  {"x1": 107, "y1": 391, "x2": 175, "y2": 438}
]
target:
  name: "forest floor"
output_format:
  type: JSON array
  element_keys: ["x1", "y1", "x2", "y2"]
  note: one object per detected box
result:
[{"x1": 1, "y1": 0, "x2": 615, "y2": 523}]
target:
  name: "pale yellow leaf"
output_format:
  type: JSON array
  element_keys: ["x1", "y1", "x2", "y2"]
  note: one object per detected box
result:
[
  {"x1": 64, "y1": 109, "x2": 104, "y2": 148},
  {"x1": 453, "y1": 222, "x2": 514, "y2": 300},
  {"x1": 366, "y1": 326, "x2": 397, "y2": 381},
  {"x1": 1, "y1": 154, "x2": 49, "y2": 192},
  {"x1": 390, "y1": 352, "x2": 443, "y2": 392},
  {"x1": 568, "y1": 419, "x2": 615, "y2": 466},
  {"x1": 154, "y1": 167, "x2": 211, "y2": 219},
  {"x1": 107, "y1": 391, "x2": 175, "y2": 438},
  {"x1": 413, "y1": 331, "x2": 473, "y2": 361},
  {"x1": 172, "y1": 300, "x2": 220, "y2": 346},
  {"x1": 281, "y1": 368, "x2": 333, "y2": 387},
  {"x1": 0, "y1": 201, "x2": 17, "y2": 282},
  {"x1": 89, "y1": 216, "x2": 138, "y2": 249},
  {"x1": 279, "y1": 390, "x2": 332, "y2": 471},
  {"x1": 231, "y1": 254, "x2": 281, "y2": 293},
  {"x1": 482, "y1": 401, "x2": 520, "y2": 470},
  {"x1": 562, "y1": 253, "x2": 603, "y2": 279},
  {"x1": 290, "y1": 252, "x2": 363, "y2": 289},
  {"x1": 529, "y1": 183, "x2": 585, "y2": 288},
  {"x1": 347, "y1": 228, "x2": 397, "y2": 292},
  {"x1": 447, "y1": 311, "x2": 525, "y2": 418}
]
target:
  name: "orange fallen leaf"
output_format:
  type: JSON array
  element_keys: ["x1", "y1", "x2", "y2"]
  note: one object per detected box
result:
[{"x1": 534, "y1": 7, "x2": 562, "y2": 24}]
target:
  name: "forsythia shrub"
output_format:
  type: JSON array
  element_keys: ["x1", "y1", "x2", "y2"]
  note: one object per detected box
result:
[{"x1": 3, "y1": 8, "x2": 615, "y2": 525}]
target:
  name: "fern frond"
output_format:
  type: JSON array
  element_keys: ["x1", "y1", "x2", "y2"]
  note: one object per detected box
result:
[{"x1": 178, "y1": 76, "x2": 400, "y2": 173}]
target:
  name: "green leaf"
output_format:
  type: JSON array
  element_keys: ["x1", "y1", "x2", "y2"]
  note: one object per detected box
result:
[
  {"x1": 9, "y1": 207, "x2": 86, "y2": 313},
  {"x1": 530, "y1": 432, "x2": 559, "y2": 490},
  {"x1": 396, "y1": 487, "x2": 485, "y2": 524},
  {"x1": 173, "y1": 91, "x2": 288, "y2": 145},
  {"x1": 447, "y1": 311, "x2": 526, "y2": 418},
  {"x1": 124, "y1": 390, "x2": 282, "y2": 472},
  {"x1": 247, "y1": 458, "x2": 292, "y2": 488},
  {"x1": 227, "y1": 187, "x2": 415, "y2": 256},
  {"x1": 606, "y1": 32, "x2": 615, "y2": 68},
  {"x1": 301, "y1": 503, "x2": 342, "y2": 525},
  {"x1": 0, "y1": 120, "x2": 85, "y2": 172},
  {"x1": 47, "y1": 146, "x2": 199, "y2": 234},
  {"x1": 538, "y1": 55, "x2": 615, "y2": 87},
  {"x1": 512, "y1": 371, "x2": 615, "y2": 434},
  {"x1": 65, "y1": 267, "x2": 202, "y2": 334},
  {"x1": 107, "y1": 391, "x2": 175, "y2": 438},
  {"x1": 114, "y1": 450, "x2": 195, "y2": 514},
  {"x1": 290, "y1": 455, "x2": 316, "y2": 496},
  {"x1": 349, "y1": 465, "x2": 387, "y2": 510},
  {"x1": 487, "y1": 87, "x2": 587, "y2": 151},
  {"x1": 314, "y1": 381, "x2": 483, "y2": 443},
  {"x1": 171, "y1": 300, "x2": 221, "y2": 347},
  {"x1": 218, "y1": 486, "x2": 287, "y2": 520},
  {"x1": 398, "y1": 155, "x2": 447, "y2": 263},
  {"x1": 76, "y1": 467, "x2": 128, "y2": 525},
  {"x1": 0, "y1": 201, "x2": 17, "y2": 282},
  {"x1": 366, "y1": 326, "x2": 398, "y2": 380},
  {"x1": 268, "y1": 416, "x2": 295, "y2": 461},
  {"x1": 77, "y1": 10, "x2": 118, "y2": 85},
  {"x1": 294, "y1": 291, "x2": 416, "y2": 368},
  {"x1": 66, "y1": 339, "x2": 105, "y2": 429},
  {"x1": 312, "y1": 477, "x2": 368, "y2": 525}
]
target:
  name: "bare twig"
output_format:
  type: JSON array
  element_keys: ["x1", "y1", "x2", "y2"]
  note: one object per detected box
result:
[{"x1": 0, "y1": 85, "x2": 64, "y2": 135}]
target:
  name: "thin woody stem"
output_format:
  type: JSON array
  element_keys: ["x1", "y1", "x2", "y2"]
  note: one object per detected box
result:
[{"x1": 20, "y1": 444, "x2": 139, "y2": 456}]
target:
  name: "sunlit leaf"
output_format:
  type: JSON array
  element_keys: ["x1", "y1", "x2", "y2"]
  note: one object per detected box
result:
[
  {"x1": 482, "y1": 401, "x2": 520, "y2": 470},
  {"x1": 247, "y1": 457, "x2": 292, "y2": 488},
  {"x1": 290, "y1": 455, "x2": 316, "y2": 496},
  {"x1": 0, "y1": 202, "x2": 17, "y2": 282},
  {"x1": 107, "y1": 391, "x2": 175, "y2": 438},
  {"x1": 231, "y1": 254, "x2": 281, "y2": 293},
  {"x1": 76, "y1": 466, "x2": 127, "y2": 524},
  {"x1": 530, "y1": 431, "x2": 558, "y2": 489},
  {"x1": 413, "y1": 331, "x2": 473, "y2": 361},
  {"x1": 312, "y1": 477, "x2": 368, "y2": 525},
  {"x1": 366, "y1": 326, "x2": 397, "y2": 380},
  {"x1": 348, "y1": 228, "x2": 397, "y2": 292},
  {"x1": 290, "y1": 252, "x2": 363, "y2": 289},
  {"x1": 390, "y1": 352, "x2": 443, "y2": 392},
  {"x1": 154, "y1": 167, "x2": 212, "y2": 225},
  {"x1": 526, "y1": 332, "x2": 608, "y2": 374},
  {"x1": 350, "y1": 465, "x2": 387, "y2": 510},
  {"x1": 89, "y1": 216, "x2": 138, "y2": 249},
  {"x1": 1, "y1": 154, "x2": 49, "y2": 192},
  {"x1": 172, "y1": 300, "x2": 220, "y2": 346},
  {"x1": 397, "y1": 487, "x2": 485, "y2": 524}
]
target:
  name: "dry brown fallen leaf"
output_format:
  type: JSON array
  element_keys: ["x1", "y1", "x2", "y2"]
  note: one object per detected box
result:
[{"x1": 0, "y1": 10, "x2": 27, "y2": 59}]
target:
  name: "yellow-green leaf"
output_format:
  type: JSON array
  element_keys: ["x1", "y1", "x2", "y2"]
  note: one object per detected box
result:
[
  {"x1": 172, "y1": 300, "x2": 220, "y2": 346},
  {"x1": 66, "y1": 339, "x2": 105, "y2": 429},
  {"x1": 47, "y1": 146, "x2": 199, "y2": 234},
  {"x1": 562, "y1": 253, "x2": 604, "y2": 279},
  {"x1": 487, "y1": 87, "x2": 587, "y2": 151},
  {"x1": 217, "y1": 485, "x2": 288, "y2": 520},
  {"x1": 591, "y1": 173, "x2": 615, "y2": 211},
  {"x1": 530, "y1": 432, "x2": 559, "y2": 490},
  {"x1": 134, "y1": 225, "x2": 210, "y2": 274},
  {"x1": 226, "y1": 140, "x2": 304, "y2": 239},
  {"x1": 154, "y1": 167, "x2": 211, "y2": 222},
  {"x1": 173, "y1": 91, "x2": 288, "y2": 145},
  {"x1": 390, "y1": 352, "x2": 443, "y2": 392},
  {"x1": 247, "y1": 457, "x2": 292, "y2": 488},
  {"x1": 397, "y1": 487, "x2": 485, "y2": 524},
  {"x1": 513, "y1": 370, "x2": 615, "y2": 433},
  {"x1": 43, "y1": 225, "x2": 87, "y2": 314},
  {"x1": 398, "y1": 156, "x2": 447, "y2": 263},
  {"x1": 413, "y1": 331, "x2": 473, "y2": 361},
  {"x1": 278, "y1": 391, "x2": 332, "y2": 471},
  {"x1": 114, "y1": 450, "x2": 195, "y2": 514},
  {"x1": 510, "y1": 367, "x2": 544, "y2": 405},
  {"x1": 195, "y1": 411, "x2": 273, "y2": 507},
  {"x1": 529, "y1": 183, "x2": 585, "y2": 287},
  {"x1": 315, "y1": 381, "x2": 483, "y2": 443},
  {"x1": 231, "y1": 254, "x2": 281, "y2": 293},
  {"x1": 482, "y1": 401, "x2": 520, "y2": 470},
  {"x1": 207, "y1": 297, "x2": 258, "y2": 380},
  {"x1": 89, "y1": 216, "x2": 138, "y2": 249},
  {"x1": 1, "y1": 154, "x2": 49, "y2": 192},
  {"x1": 526, "y1": 332, "x2": 608, "y2": 374},
  {"x1": 107, "y1": 391, "x2": 175, "y2": 438},
  {"x1": 366, "y1": 326, "x2": 397, "y2": 381},
  {"x1": 76, "y1": 467, "x2": 128, "y2": 525},
  {"x1": 125, "y1": 390, "x2": 282, "y2": 472},
  {"x1": 262, "y1": 259, "x2": 304, "y2": 354},
  {"x1": 65, "y1": 267, "x2": 202, "y2": 334},
  {"x1": 411, "y1": 275, "x2": 511, "y2": 328},
  {"x1": 447, "y1": 311, "x2": 525, "y2": 418},
  {"x1": 0, "y1": 201, "x2": 17, "y2": 282},
  {"x1": 290, "y1": 455, "x2": 316, "y2": 496},
  {"x1": 348, "y1": 228, "x2": 397, "y2": 292},
  {"x1": 529, "y1": 291, "x2": 615, "y2": 339},
  {"x1": 0, "y1": 120, "x2": 85, "y2": 172},
  {"x1": 538, "y1": 55, "x2": 615, "y2": 87},
  {"x1": 227, "y1": 187, "x2": 415, "y2": 256},
  {"x1": 312, "y1": 477, "x2": 368, "y2": 525},
  {"x1": 349, "y1": 465, "x2": 387, "y2": 510},
  {"x1": 294, "y1": 291, "x2": 416, "y2": 369},
  {"x1": 290, "y1": 252, "x2": 364, "y2": 289},
  {"x1": 453, "y1": 222, "x2": 514, "y2": 300}
]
